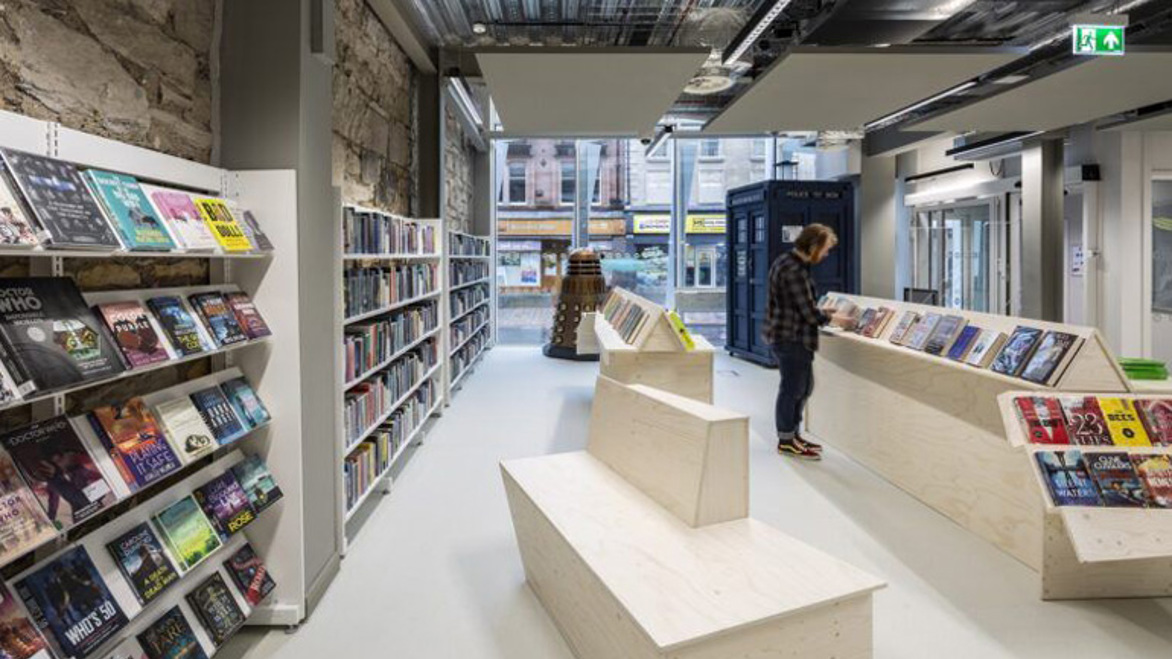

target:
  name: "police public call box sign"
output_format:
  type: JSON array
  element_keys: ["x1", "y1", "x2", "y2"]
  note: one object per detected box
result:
[{"x1": 1072, "y1": 24, "x2": 1125, "y2": 56}]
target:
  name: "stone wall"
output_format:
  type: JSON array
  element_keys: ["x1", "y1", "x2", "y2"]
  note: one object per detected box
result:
[
  {"x1": 443, "y1": 104, "x2": 476, "y2": 233},
  {"x1": 0, "y1": 0, "x2": 217, "y2": 163},
  {"x1": 333, "y1": 0, "x2": 417, "y2": 215}
]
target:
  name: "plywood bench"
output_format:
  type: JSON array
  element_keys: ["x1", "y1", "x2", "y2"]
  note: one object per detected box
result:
[{"x1": 501, "y1": 377, "x2": 884, "y2": 659}]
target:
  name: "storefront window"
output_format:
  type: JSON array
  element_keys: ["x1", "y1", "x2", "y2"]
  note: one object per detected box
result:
[{"x1": 507, "y1": 162, "x2": 526, "y2": 204}]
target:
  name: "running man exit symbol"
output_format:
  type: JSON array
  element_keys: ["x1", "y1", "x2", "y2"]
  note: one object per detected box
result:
[{"x1": 1072, "y1": 25, "x2": 1125, "y2": 56}]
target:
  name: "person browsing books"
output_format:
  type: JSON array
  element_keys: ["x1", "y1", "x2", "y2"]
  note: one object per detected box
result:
[{"x1": 764, "y1": 224, "x2": 837, "y2": 461}]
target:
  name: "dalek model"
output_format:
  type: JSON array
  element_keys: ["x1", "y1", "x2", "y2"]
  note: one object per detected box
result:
[{"x1": 543, "y1": 249, "x2": 607, "y2": 361}]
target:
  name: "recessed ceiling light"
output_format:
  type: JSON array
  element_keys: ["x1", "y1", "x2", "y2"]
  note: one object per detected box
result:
[
  {"x1": 472, "y1": 22, "x2": 488, "y2": 35},
  {"x1": 994, "y1": 74, "x2": 1029, "y2": 85}
]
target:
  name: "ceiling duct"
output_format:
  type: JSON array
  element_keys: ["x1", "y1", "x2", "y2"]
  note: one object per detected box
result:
[{"x1": 675, "y1": 8, "x2": 752, "y2": 96}]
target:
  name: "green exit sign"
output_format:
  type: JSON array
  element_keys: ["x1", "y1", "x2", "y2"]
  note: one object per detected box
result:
[{"x1": 1072, "y1": 25, "x2": 1125, "y2": 56}]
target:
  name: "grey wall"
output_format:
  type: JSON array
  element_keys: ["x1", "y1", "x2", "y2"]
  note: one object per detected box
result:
[{"x1": 860, "y1": 155, "x2": 897, "y2": 298}]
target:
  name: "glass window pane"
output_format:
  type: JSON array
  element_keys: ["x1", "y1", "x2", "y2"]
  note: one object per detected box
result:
[{"x1": 560, "y1": 160, "x2": 575, "y2": 204}]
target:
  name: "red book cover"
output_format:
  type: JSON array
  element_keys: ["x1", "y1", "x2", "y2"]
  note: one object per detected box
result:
[
  {"x1": 224, "y1": 292, "x2": 271, "y2": 339},
  {"x1": 1131, "y1": 454, "x2": 1172, "y2": 508},
  {"x1": 1014, "y1": 396, "x2": 1069, "y2": 444},
  {"x1": 1058, "y1": 395, "x2": 1113, "y2": 446},
  {"x1": 96, "y1": 301, "x2": 170, "y2": 368},
  {"x1": 1135, "y1": 399, "x2": 1172, "y2": 446}
]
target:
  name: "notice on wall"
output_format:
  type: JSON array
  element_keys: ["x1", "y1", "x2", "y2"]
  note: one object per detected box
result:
[
  {"x1": 1070, "y1": 245, "x2": 1085, "y2": 277},
  {"x1": 782, "y1": 225, "x2": 803, "y2": 243}
]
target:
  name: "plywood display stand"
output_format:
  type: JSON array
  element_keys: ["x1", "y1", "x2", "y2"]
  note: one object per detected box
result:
[
  {"x1": 804, "y1": 293, "x2": 1168, "y2": 599},
  {"x1": 592, "y1": 288, "x2": 716, "y2": 403},
  {"x1": 502, "y1": 376, "x2": 884, "y2": 659}
]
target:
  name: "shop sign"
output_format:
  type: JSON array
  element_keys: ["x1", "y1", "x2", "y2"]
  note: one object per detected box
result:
[
  {"x1": 634, "y1": 215, "x2": 671, "y2": 234},
  {"x1": 1072, "y1": 24, "x2": 1125, "y2": 56},
  {"x1": 686, "y1": 214, "x2": 726, "y2": 234},
  {"x1": 499, "y1": 219, "x2": 625, "y2": 236}
]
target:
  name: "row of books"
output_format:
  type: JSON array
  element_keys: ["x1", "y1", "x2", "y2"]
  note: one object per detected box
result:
[
  {"x1": 450, "y1": 283, "x2": 489, "y2": 319},
  {"x1": 450, "y1": 261, "x2": 490, "y2": 287},
  {"x1": 1036, "y1": 449, "x2": 1172, "y2": 509},
  {"x1": 0, "y1": 148, "x2": 271, "y2": 254},
  {"x1": 344, "y1": 302, "x2": 438, "y2": 384},
  {"x1": 0, "y1": 278, "x2": 270, "y2": 403},
  {"x1": 1015, "y1": 395, "x2": 1172, "y2": 447},
  {"x1": 343, "y1": 347, "x2": 438, "y2": 447},
  {"x1": 450, "y1": 307, "x2": 491, "y2": 351},
  {"x1": 822, "y1": 296, "x2": 1083, "y2": 387},
  {"x1": 601, "y1": 292, "x2": 653, "y2": 345},
  {"x1": 342, "y1": 207, "x2": 436, "y2": 256},
  {"x1": 447, "y1": 232, "x2": 490, "y2": 257},
  {"x1": 343, "y1": 264, "x2": 438, "y2": 320},
  {"x1": 344, "y1": 382, "x2": 437, "y2": 513},
  {"x1": 451, "y1": 329, "x2": 490, "y2": 384}
]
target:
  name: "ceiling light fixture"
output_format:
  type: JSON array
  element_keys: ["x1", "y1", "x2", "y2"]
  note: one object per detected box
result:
[
  {"x1": 472, "y1": 22, "x2": 488, "y2": 35},
  {"x1": 448, "y1": 78, "x2": 483, "y2": 130},
  {"x1": 864, "y1": 81, "x2": 978, "y2": 130},
  {"x1": 723, "y1": 0, "x2": 795, "y2": 66}
]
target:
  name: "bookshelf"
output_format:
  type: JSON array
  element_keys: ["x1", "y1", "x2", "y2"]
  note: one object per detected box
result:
[{"x1": 444, "y1": 230, "x2": 495, "y2": 400}]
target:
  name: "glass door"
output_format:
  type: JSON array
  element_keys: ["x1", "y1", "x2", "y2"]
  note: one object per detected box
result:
[{"x1": 906, "y1": 200, "x2": 999, "y2": 313}]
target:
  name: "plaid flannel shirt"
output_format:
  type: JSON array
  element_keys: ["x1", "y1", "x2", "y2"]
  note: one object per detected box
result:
[{"x1": 763, "y1": 251, "x2": 828, "y2": 351}]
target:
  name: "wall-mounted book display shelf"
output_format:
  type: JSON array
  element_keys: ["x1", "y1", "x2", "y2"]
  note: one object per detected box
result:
[{"x1": 444, "y1": 231, "x2": 495, "y2": 401}]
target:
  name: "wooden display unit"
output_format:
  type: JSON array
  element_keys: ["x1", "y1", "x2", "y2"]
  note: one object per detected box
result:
[
  {"x1": 593, "y1": 288, "x2": 716, "y2": 403},
  {"x1": 501, "y1": 376, "x2": 884, "y2": 659}
]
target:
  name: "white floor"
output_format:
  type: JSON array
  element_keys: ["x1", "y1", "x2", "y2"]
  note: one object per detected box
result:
[{"x1": 224, "y1": 346, "x2": 1172, "y2": 659}]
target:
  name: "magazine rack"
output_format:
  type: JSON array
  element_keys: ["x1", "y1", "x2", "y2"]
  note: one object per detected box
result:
[
  {"x1": 593, "y1": 288, "x2": 716, "y2": 404},
  {"x1": 804, "y1": 293, "x2": 1138, "y2": 600}
]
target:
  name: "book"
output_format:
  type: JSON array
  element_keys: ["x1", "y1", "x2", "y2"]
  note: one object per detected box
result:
[
  {"x1": 0, "y1": 417, "x2": 114, "y2": 530},
  {"x1": 923, "y1": 314, "x2": 965, "y2": 356},
  {"x1": 80, "y1": 170, "x2": 175, "y2": 251},
  {"x1": 854, "y1": 308, "x2": 876, "y2": 335},
  {"x1": 152, "y1": 495, "x2": 222, "y2": 572},
  {"x1": 862, "y1": 308, "x2": 894, "y2": 339},
  {"x1": 0, "y1": 149, "x2": 121, "y2": 250},
  {"x1": 1058, "y1": 395, "x2": 1113, "y2": 446},
  {"x1": 95, "y1": 300, "x2": 171, "y2": 369},
  {"x1": 1034, "y1": 450, "x2": 1101, "y2": 507},
  {"x1": 190, "y1": 387, "x2": 247, "y2": 445},
  {"x1": 1135, "y1": 399, "x2": 1172, "y2": 446},
  {"x1": 1014, "y1": 396, "x2": 1069, "y2": 444},
  {"x1": 187, "y1": 293, "x2": 248, "y2": 348},
  {"x1": 140, "y1": 185, "x2": 218, "y2": 253},
  {"x1": 229, "y1": 455, "x2": 283, "y2": 513},
  {"x1": 1085, "y1": 452, "x2": 1150, "y2": 507},
  {"x1": 238, "y1": 210, "x2": 273, "y2": 252},
  {"x1": 0, "y1": 581, "x2": 52, "y2": 659},
  {"x1": 219, "y1": 378, "x2": 270, "y2": 429},
  {"x1": 887, "y1": 311, "x2": 920, "y2": 345},
  {"x1": 0, "y1": 450, "x2": 56, "y2": 565},
  {"x1": 222, "y1": 292, "x2": 271, "y2": 340},
  {"x1": 193, "y1": 471, "x2": 256, "y2": 540},
  {"x1": 136, "y1": 605, "x2": 207, "y2": 659},
  {"x1": 0, "y1": 360, "x2": 22, "y2": 406},
  {"x1": 0, "y1": 277, "x2": 125, "y2": 393},
  {"x1": 1099, "y1": 397, "x2": 1152, "y2": 447},
  {"x1": 223, "y1": 543, "x2": 275, "y2": 606},
  {"x1": 903, "y1": 313, "x2": 941, "y2": 351},
  {"x1": 1132, "y1": 454, "x2": 1172, "y2": 508},
  {"x1": 14, "y1": 545, "x2": 129, "y2": 658},
  {"x1": 153, "y1": 398, "x2": 217, "y2": 465},
  {"x1": 990, "y1": 326, "x2": 1043, "y2": 376},
  {"x1": 964, "y1": 329, "x2": 1006, "y2": 368},
  {"x1": 193, "y1": 198, "x2": 252, "y2": 253},
  {"x1": 184, "y1": 573, "x2": 244, "y2": 647},
  {"x1": 1019, "y1": 331, "x2": 1081, "y2": 385},
  {"x1": 106, "y1": 522, "x2": 179, "y2": 605},
  {"x1": 0, "y1": 163, "x2": 40, "y2": 248},
  {"x1": 88, "y1": 398, "x2": 182, "y2": 491},
  {"x1": 665, "y1": 310, "x2": 695, "y2": 351},
  {"x1": 946, "y1": 325, "x2": 980, "y2": 361},
  {"x1": 146, "y1": 296, "x2": 213, "y2": 357}
]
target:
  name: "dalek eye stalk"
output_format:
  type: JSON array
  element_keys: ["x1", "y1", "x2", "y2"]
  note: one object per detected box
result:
[{"x1": 543, "y1": 249, "x2": 606, "y2": 361}]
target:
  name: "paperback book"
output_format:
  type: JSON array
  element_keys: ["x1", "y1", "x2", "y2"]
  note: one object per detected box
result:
[
  {"x1": 946, "y1": 325, "x2": 981, "y2": 361},
  {"x1": 1014, "y1": 396, "x2": 1069, "y2": 444},
  {"x1": 903, "y1": 313, "x2": 941, "y2": 351},
  {"x1": 193, "y1": 471, "x2": 256, "y2": 539},
  {"x1": 187, "y1": 293, "x2": 248, "y2": 348},
  {"x1": 990, "y1": 326, "x2": 1043, "y2": 376},
  {"x1": 1035, "y1": 450, "x2": 1102, "y2": 507},
  {"x1": 0, "y1": 360, "x2": 22, "y2": 405},
  {"x1": 238, "y1": 210, "x2": 273, "y2": 252},
  {"x1": 0, "y1": 417, "x2": 114, "y2": 530},
  {"x1": 152, "y1": 495, "x2": 222, "y2": 572},
  {"x1": 184, "y1": 573, "x2": 244, "y2": 647},
  {"x1": 1058, "y1": 395, "x2": 1113, "y2": 446},
  {"x1": 193, "y1": 199, "x2": 252, "y2": 253},
  {"x1": 106, "y1": 522, "x2": 179, "y2": 605},
  {"x1": 666, "y1": 310, "x2": 695, "y2": 350},
  {"x1": 0, "y1": 163, "x2": 40, "y2": 248},
  {"x1": 1099, "y1": 397, "x2": 1151, "y2": 447},
  {"x1": 81, "y1": 170, "x2": 175, "y2": 251},
  {"x1": 95, "y1": 301, "x2": 171, "y2": 368},
  {"x1": 854, "y1": 308, "x2": 876, "y2": 335},
  {"x1": 229, "y1": 455, "x2": 283, "y2": 513},
  {"x1": 1135, "y1": 398, "x2": 1172, "y2": 446},
  {"x1": 1085, "y1": 452, "x2": 1150, "y2": 507},
  {"x1": 88, "y1": 398, "x2": 182, "y2": 492},
  {"x1": 1019, "y1": 331, "x2": 1081, "y2": 385},
  {"x1": 964, "y1": 329, "x2": 1006, "y2": 368},
  {"x1": 0, "y1": 581, "x2": 52, "y2": 659},
  {"x1": 14, "y1": 545, "x2": 129, "y2": 658},
  {"x1": 223, "y1": 543, "x2": 275, "y2": 606},
  {"x1": 0, "y1": 149, "x2": 121, "y2": 250},
  {"x1": 153, "y1": 398, "x2": 217, "y2": 465},
  {"x1": 0, "y1": 277, "x2": 125, "y2": 393},
  {"x1": 219, "y1": 378, "x2": 270, "y2": 429},
  {"x1": 1132, "y1": 454, "x2": 1172, "y2": 508},
  {"x1": 887, "y1": 311, "x2": 920, "y2": 345},
  {"x1": 190, "y1": 387, "x2": 247, "y2": 445},
  {"x1": 923, "y1": 314, "x2": 965, "y2": 356},
  {"x1": 140, "y1": 185, "x2": 218, "y2": 253},
  {"x1": 136, "y1": 606, "x2": 207, "y2": 659},
  {"x1": 223, "y1": 292, "x2": 271, "y2": 340},
  {"x1": 0, "y1": 451, "x2": 56, "y2": 565},
  {"x1": 146, "y1": 296, "x2": 212, "y2": 357}
]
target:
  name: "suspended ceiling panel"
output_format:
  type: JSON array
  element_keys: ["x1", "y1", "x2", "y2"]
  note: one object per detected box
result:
[
  {"x1": 916, "y1": 53, "x2": 1172, "y2": 132},
  {"x1": 705, "y1": 49, "x2": 1019, "y2": 134},
  {"x1": 477, "y1": 49, "x2": 710, "y2": 137}
]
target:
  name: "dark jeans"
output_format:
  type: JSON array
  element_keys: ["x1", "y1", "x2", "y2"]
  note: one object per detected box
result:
[{"x1": 773, "y1": 341, "x2": 814, "y2": 439}]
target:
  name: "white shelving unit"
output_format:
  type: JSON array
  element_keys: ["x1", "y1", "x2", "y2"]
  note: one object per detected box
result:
[{"x1": 444, "y1": 230, "x2": 496, "y2": 401}]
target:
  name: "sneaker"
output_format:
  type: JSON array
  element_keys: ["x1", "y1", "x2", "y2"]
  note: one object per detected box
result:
[
  {"x1": 778, "y1": 439, "x2": 822, "y2": 461},
  {"x1": 794, "y1": 435, "x2": 823, "y2": 453}
]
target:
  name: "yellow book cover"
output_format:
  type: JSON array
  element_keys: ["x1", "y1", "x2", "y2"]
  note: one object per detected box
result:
[
  {"x1": 194, "y1": 198, "x2": 253, "y2": 252},
  {"x1": 667, "y1": 310, "x2": 696, "y2": 351},
  {"x1": 1098, "y1": 397, "x2": 1152, "y2": 446}
]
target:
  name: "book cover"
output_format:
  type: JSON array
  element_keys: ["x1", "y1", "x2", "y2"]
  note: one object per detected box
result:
[
  {"x1": 1135, "y1": 398, "x2": 1172, "y2": 446},
  {"x1": 136, "y1": 605, "x2": 207, "y2": 659},
  {"x1": 888, "y1": 311, "x2": 920, "y2": 345},
  {"x1": 95, "y1": 301, "x2": 171, "y2": 369},
  {"x1": 0, "y1": 450, "x2": 56, "y2": 565},
  {"x1": 0, "y1": 163, "x2": 41, "y2": 248},
  {"x1": 1099, "y1": 397, "x2": 1152, "y2": 447},
  {"x1": 219, "y1": 378, "x2": 270, "y2": 429},
  {"x1": 0, "y1": 277, "x2": 125, "y2": 392},
  {"x1": 1085, "y1": 452, "x2": 1151, "y2": 507},
  {"x1": 80, "y1": 170, "x2": 174, "y2": 251},
  {"x1": 238, "y1": 210, "x2": 273, "y2": 252},
  {"x1": 965, "y1": 330, "x2": 1006, "y2": 368},
  {"x1": 903, "y1": 313, "x2": 941, "y2": 351},
  {"x1": 1132, "y1": 454, "x2": 1172, "y2": 508},
  {"x1": 88, "y1": 398, "x2": 182, "y2": 492},
  {"x1": 1014, "y1": 396, "x2": 1069, "y2": 444},
  {"x1": 0, "y1": 581, "x2": 52, "y2": 659},
  {"x1": 187, "y1": 293, "x2": 248, "y2": 348},
  {"x1": 193, "y1": 471, "x2": 255, "y2": 540},
  {"x1": 193, "y1": 199, "x2": 252, "y2": 253},
  {"x1": 190, "y1": 387, "x2": 247, "y2": 445},
  {"x1": 153, "y1": 398, "x2": 217, "y2": 465},
  {"x1": 1034, "y1": 450, "x2": 1102, "y2": 507},
  {"x1": 229, "y1": 455, "x2": 283, "y2": 514},
  {"x1": 146, "y1": 296, "x2": 212, "y2": 357},
  {"x1": 0, "y1": 417, "x2": 114, "y2": 530},
  {"x1": 0, "y1": 359, "x2": 22, "y2": 406},
  {"x1": 106, "y1": 522, "x2": 179, "y2": 605},
  {"x1": 14, "y1": 545, "x2": 129, "y2": 658},
  {"x1": 854, "y1": 309, "x2": 876, "y2": 335},
  {"x1": 1019, "y1": 331, "x2": 1081, "y2": 385},
  {"x1": 1058, "y1": 395, "x2": 1114, "y2": 446},
  {"x1": 223, "y1": 543, "x2": 275, "y2": 606},
  {"x1": 665, "y1": 310, "x2": 695, "y2": 351},
  {"x1": 140, "y1": 185, "x2": 218, "y2": 253},
  {"x1": 107, "y1": 637, "x2": 149, "y2": 659},
  {"x1": 184, "y1": 573, "x2": 244, "y2": 647},
  {"x1": 923, "y1": 314, "x2": 965, "y2": 356},
  {"x1": 222, "y1": 293, "x2": 271, "y2": 340},
  {"x1": 946, "y1": 325, "x2": 981, "y2": 361},
  {"x1": 151, "y1": 495, "x2": 222, "y2": 572},
  {"x1": 0, "y1": 149, "x2": 121, "y2": 250},
  {"x1": 990, "y1": 326, "x2": 1043, "y2": 376}
]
